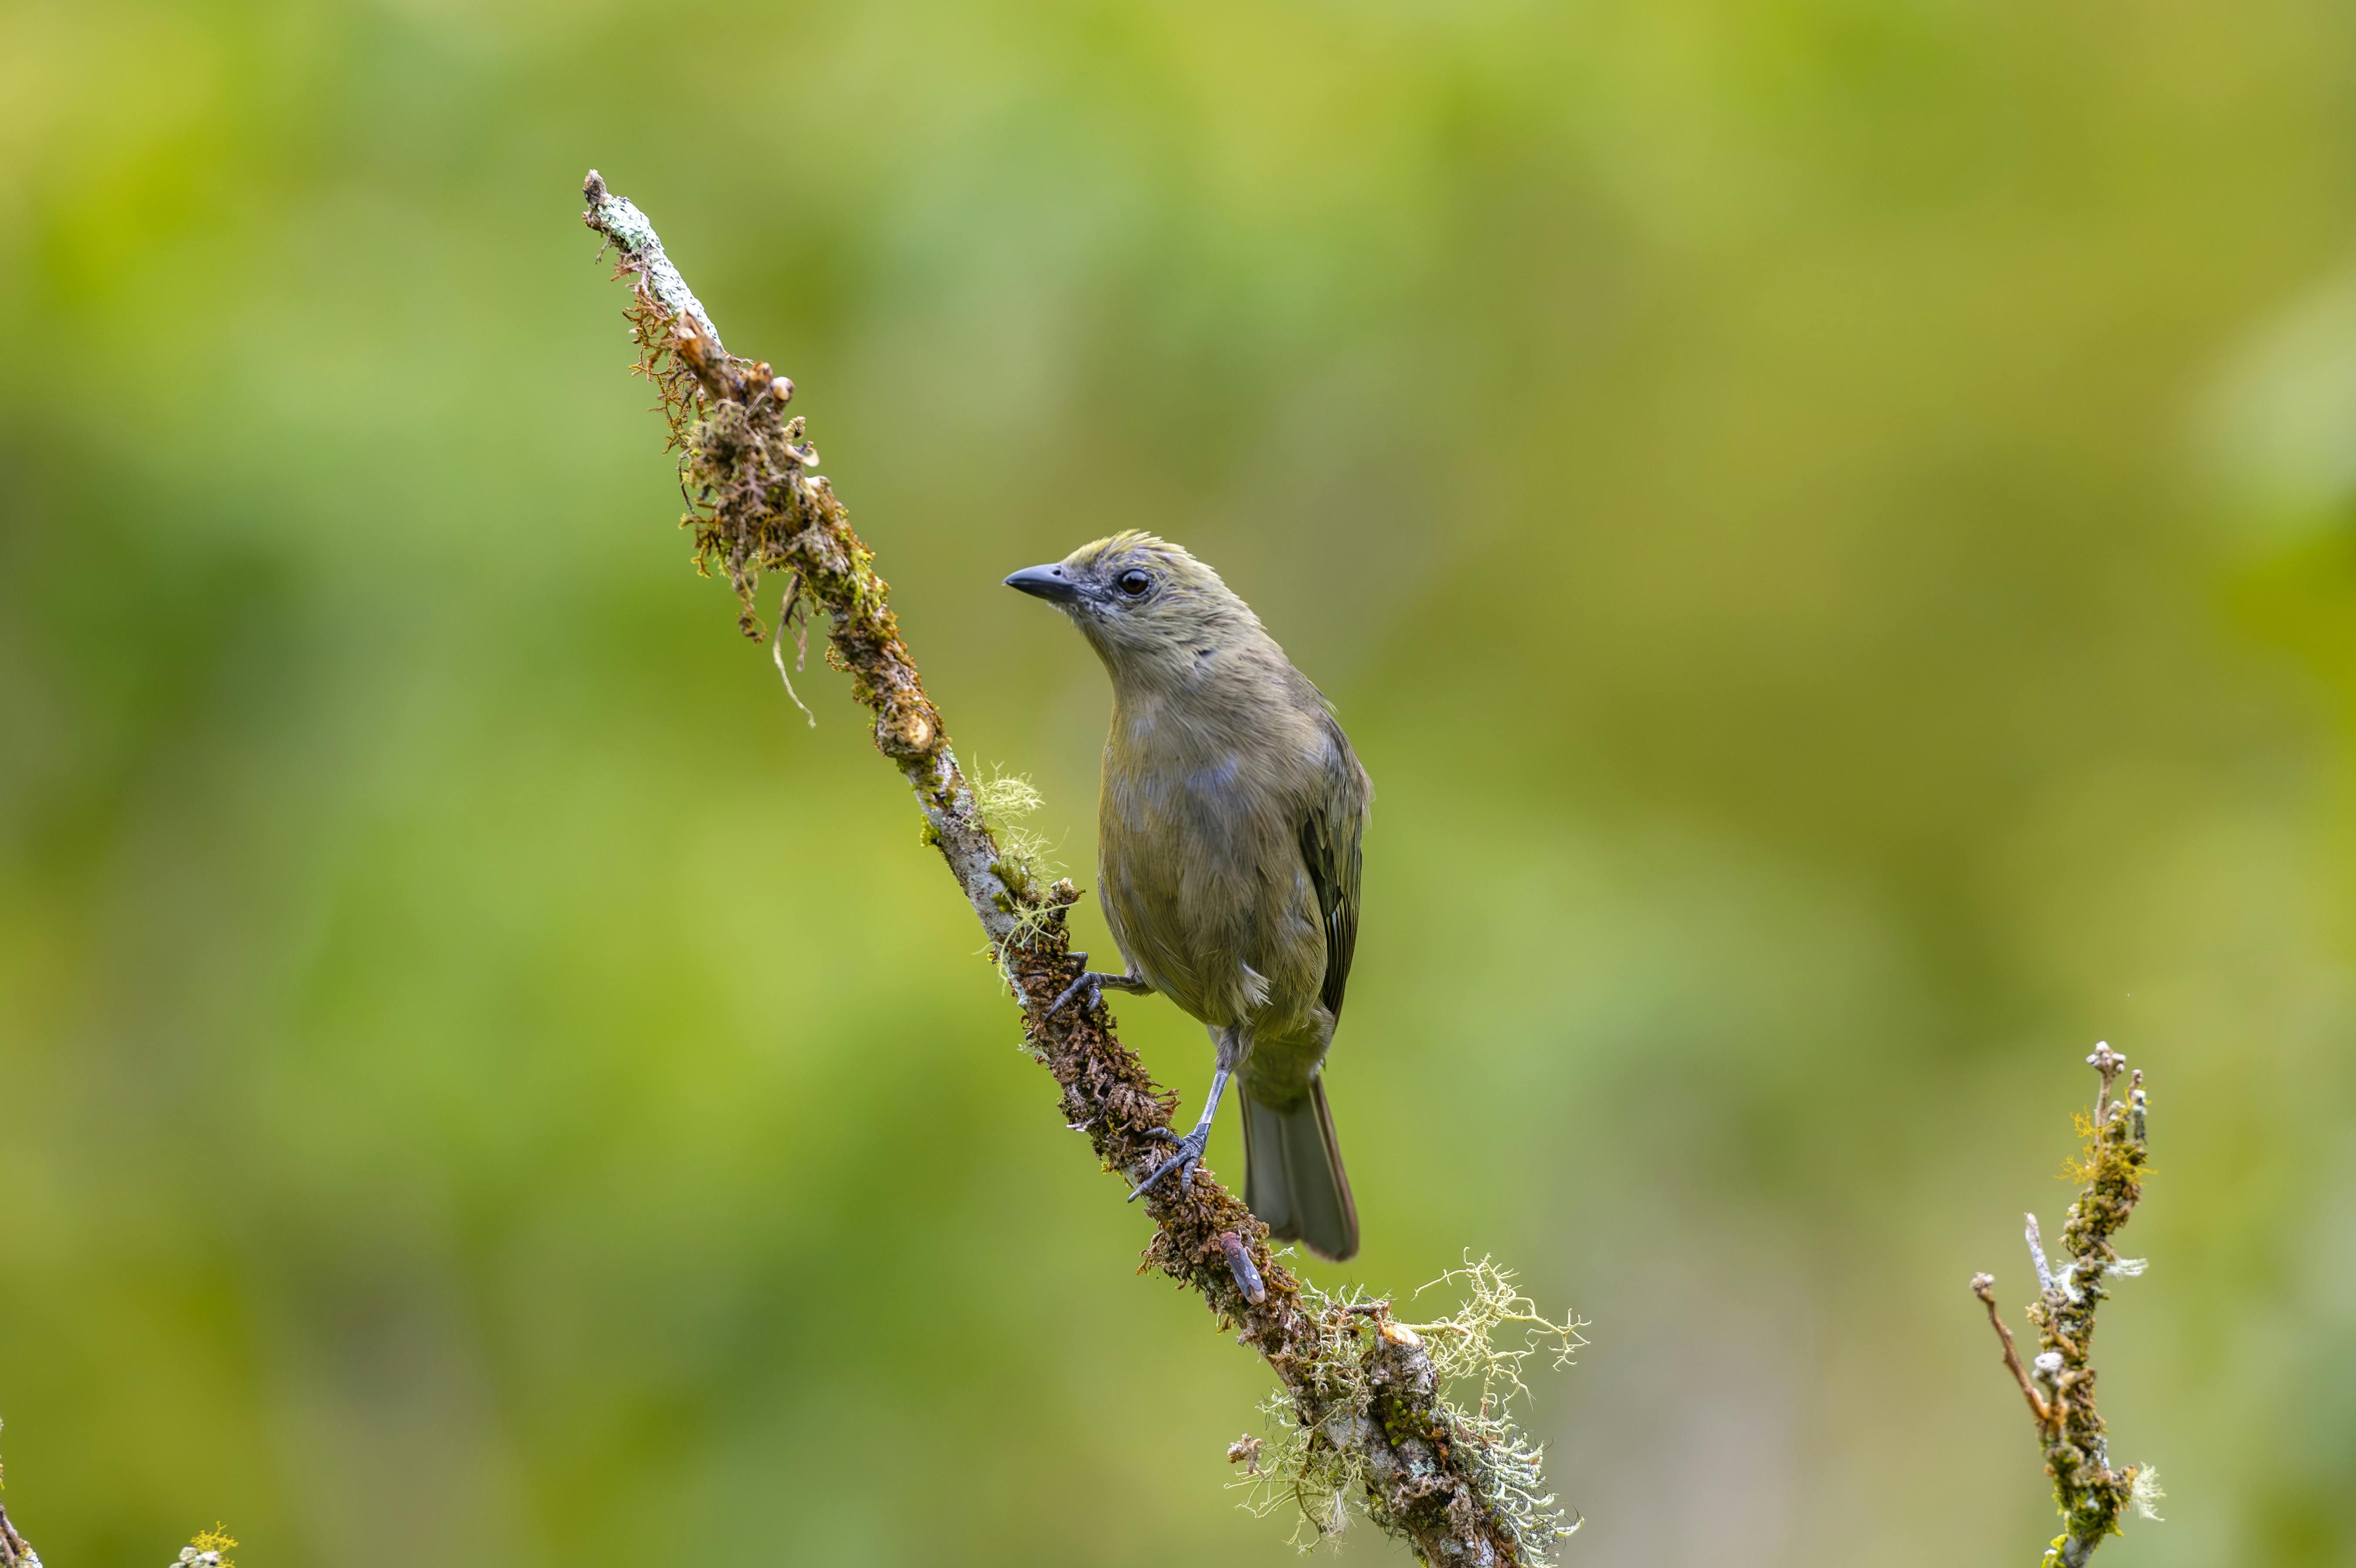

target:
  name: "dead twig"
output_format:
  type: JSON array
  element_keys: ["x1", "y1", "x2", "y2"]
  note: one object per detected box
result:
[{"x1": 1971, "y1": 1273, "x2": 2051, "y2": 1427}]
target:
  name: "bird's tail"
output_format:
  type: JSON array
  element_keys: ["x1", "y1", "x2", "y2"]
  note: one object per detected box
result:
[{"x1": 1242, "y1": 1075, "x2": 1359, "y2": 1263}]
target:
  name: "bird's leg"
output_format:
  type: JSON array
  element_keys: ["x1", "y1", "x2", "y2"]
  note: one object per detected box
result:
[
  {"x1": 1045, "y1": 953, "x2": 1151, "y2": 1019},
  {"x1": 1130, "y1": 1066, "x2": 1230, "y2": 1201}
]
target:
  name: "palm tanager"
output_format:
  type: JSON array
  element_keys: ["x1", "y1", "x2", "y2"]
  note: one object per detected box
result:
[{"x1": 1005, "y1": 532, "x2": 1371, "y2": 1262}]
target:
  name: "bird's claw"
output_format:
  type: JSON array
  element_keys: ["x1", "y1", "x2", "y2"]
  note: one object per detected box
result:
[
  {"x1": 1046, "y1": 970, "x2": 1100, "y2": 1019},
  {"x1": 1129, "y1": 1127, "x2": 1209, "y2": 1201},
  {"x1": 1046, "y1": 958, "x2": 1146, "y2": 1020}
]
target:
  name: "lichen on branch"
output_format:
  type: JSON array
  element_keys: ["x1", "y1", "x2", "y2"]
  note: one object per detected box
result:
[
  {"x1": 580, "y1": 169, "x2": 1583, "y2": 1565},
  {"x1": 1235, "y1": 1257, "x2": 1586, "y2": 1557},
  {"x1": 1970, "y1": 1043, "x2": 2162, "y2": 1568}
]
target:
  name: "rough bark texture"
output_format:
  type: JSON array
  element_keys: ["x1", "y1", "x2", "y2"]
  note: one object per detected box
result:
[
  {"x1": 1971, "y1": 1044, "x2": 2157, "y2": 1568},
  {"x1": 581, "y1": 169, "x2": 1554, "y2": 1565}
]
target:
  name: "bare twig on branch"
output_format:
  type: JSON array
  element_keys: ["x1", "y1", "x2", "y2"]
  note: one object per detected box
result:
[
  {"x1": 1971, "y1": 1043, "x2": 2162, "y2": 1568},
  {"x1": 579, "y1": 170, "x2": 1583, "y2": 1563}
]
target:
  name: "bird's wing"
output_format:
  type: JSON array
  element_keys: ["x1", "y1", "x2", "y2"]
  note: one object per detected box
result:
[{"x1": 1298, "y1": 725, "x2": 1368, "y2": 1021}]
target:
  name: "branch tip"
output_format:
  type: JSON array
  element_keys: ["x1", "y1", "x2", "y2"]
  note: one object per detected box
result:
[
  {"x1": 1973, "y1": 1272, "x2": 2052, "y2": 1426},
  {"x1": 2025, "y1": 1212, "x2": 2056, "y2": 1295}
]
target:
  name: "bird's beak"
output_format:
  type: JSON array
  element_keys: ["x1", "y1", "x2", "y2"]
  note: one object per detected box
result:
[{"x1": 1003, "y1": 564, "x2": 1082, "y2": 605}]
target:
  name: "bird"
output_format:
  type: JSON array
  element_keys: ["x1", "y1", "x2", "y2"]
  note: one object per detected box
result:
[{"x1": 1004, "y1": 532, "x2": 1371, "y2": 1262}]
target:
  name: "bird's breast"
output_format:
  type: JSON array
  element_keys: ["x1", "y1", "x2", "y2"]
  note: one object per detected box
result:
[{"x1": 1097, "y1": 696, "x2": 1330, "y2": 1034}]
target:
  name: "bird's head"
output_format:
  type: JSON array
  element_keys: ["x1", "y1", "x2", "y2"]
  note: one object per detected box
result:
[{"x1": 1004, "y1": 532, "x2": 1263, "y2": 681}]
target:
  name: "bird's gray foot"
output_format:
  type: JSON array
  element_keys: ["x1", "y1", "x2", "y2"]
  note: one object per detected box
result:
[
  {"x1": 1129, "y1": 1125, "x2": 1210, "y2": 1200},
  {"x1": 1045, "y1": 955, "x2": 1148, "y2": 1019}
]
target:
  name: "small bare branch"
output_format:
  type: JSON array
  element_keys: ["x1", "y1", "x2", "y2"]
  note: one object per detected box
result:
[{"x1": 1972, "y1": 1273, "x2": 2052, "y2": 1427}]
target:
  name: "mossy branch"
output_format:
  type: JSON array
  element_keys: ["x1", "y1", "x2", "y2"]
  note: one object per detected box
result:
[
  {"x1": 1970, "y1": 1044, "x2": 2162, "y2": 1568},
  {"x1": 580, "y1": 170, "x2": 1582, "y2": 1564}
]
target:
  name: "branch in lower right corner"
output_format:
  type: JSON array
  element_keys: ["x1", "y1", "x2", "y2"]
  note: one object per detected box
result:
[{"x1": 1970, "y1": 1042, "x2": 2163, "y2": 1568}]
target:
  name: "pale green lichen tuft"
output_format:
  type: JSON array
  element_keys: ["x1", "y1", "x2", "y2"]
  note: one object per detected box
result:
[
  {"x1": 1233, "y1": 1256, "x2": 1585, "y2": 1561},
  {"x1": 1408, "y1": 1255, "x2": 1589, "y2": 1560},
  {"x1": 973, "y1": 767, "x2": 1044, "y2": 821},
  {"x1": 975, "y1": 767, "x2": 1056, "y2": 896},
  {"x1": 970, "y1": 767, "x2": 1069, "y2": 1007},
  {"x1": 1231, "y1": 1277, "x2": 1381, "y2": 1552}
]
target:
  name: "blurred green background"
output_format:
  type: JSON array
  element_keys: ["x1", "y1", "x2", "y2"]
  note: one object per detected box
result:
[{"x1": 3, "y1": 0, "x2": 2354, "y2": 1562}]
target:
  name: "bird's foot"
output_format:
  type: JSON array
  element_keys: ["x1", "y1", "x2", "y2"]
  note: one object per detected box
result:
[
  {"x1": 1045, "y1": 956, "x2": 1147, "y2": 1019},
  {"x1": 1129, "y1": 1124, "x2": 1210, "y2": 1201},
  {"x1": 1046, "y1": 970, "x2": 1105, "y2": 1018}
]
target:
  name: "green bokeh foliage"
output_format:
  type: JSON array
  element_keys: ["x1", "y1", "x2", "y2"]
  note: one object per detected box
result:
[{"x1": 3, "y1": 0, "x2": 2354, "y2": 1562}]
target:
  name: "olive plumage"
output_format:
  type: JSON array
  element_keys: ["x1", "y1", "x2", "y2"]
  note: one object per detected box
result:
[{"x1": 1007, "y1": 532, "x2": 1369, "y2": 1261}]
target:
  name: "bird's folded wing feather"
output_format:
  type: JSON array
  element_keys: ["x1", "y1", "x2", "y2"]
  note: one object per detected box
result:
[{"x1": 1297, "y1": 727, "x2": 1367, "y2": 1021}]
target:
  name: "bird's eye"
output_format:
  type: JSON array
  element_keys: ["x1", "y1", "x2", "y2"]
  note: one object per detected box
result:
[{"x1": 1116, "y1": 569, "x2": 1153, "y2": 597}]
